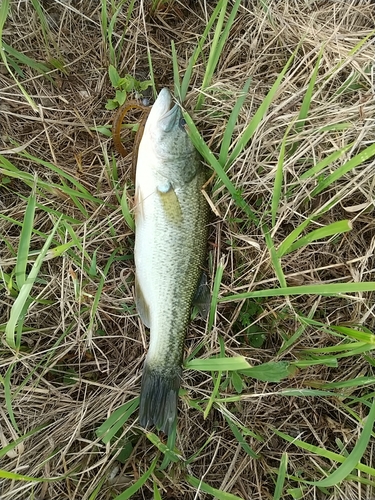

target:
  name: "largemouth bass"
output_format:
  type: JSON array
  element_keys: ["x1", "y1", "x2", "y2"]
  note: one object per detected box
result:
[{"x1": 134, "y1": 88, "x2": 208, "y2": 434}]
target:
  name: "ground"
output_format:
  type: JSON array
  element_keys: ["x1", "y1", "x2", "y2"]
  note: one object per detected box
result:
[{"x1": 1, "y1": 1, "x2": 375, "y2": 499}]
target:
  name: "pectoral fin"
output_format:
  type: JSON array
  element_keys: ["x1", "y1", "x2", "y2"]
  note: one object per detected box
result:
[
  {"x1": 192, "y1": 273, "x2": 211, "y2": 319},
  {"x1": 157, "y1": 182, "x2": 182, "y2": 222},
  {"x1": 135, "y1": 278, "x2": 151, "y2": 328},
  {"x1": 134, "y1": 185, "x2": 144, "y2": 222}
]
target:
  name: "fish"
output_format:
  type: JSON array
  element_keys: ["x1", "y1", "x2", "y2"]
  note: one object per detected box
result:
[{"x1": 134, "y1": 88, "x2": 209, "y2": 434}]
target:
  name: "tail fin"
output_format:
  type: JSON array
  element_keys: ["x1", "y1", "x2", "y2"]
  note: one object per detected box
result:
[{"x1": 139, "y1": 362, "x2": 181, "y2": 435}]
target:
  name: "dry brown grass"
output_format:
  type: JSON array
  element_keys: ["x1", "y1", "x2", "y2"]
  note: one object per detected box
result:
[{"x1": 1, "y1": 0, "x2": 375, "y2": 499}]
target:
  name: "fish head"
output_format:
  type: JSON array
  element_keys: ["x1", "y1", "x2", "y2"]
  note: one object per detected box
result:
[{"x1": 144, "y1": 89, "x2": 198, "y2": 183}]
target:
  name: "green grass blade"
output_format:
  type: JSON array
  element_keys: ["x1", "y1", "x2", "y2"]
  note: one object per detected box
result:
[
  {"x1": 153, "y1": 482, "x2": 162, "y2": 500},
  {"x1": 87, "y1": 250, "x2": 119, "y2": 340},
  {"x1": 318, "y1": 122, "x2": 352, "y2": 133},
  {"x1": 183, "y1": 111, "x2": 258, "y2": 223},
  {"x1": 96, "y1": 398, "x2": 139, "y2": 444},
  {"x1": 113, "y1": 455, "x2": 158, "y2": 500},
  {"x1": 278, "y1": 306, "x2": 317, "y2": 354},
  {"x1": 291, "y1": 357, "x2": 338, "y2": 368},
  {"x1": 221, "y1": 408, "x2": 263, "y2": 441},
  {"x1": 187, "y1": 475, "x2": 243, "y2": 500},
  {"x1": 2, "y1": 42, "x2": 51, "y2": 75},
  {"x1": 227, "y1": 44, "x2": 300, "y2": 167},
  {"x1": 280, "y1": 388, "x2": 343, "y2": 398},
  {"x1": 264, "y1": 226, "x2": 286, "y2": 287},
  {"x1": 273, "y1": 452, "x2": 288, "y2": 500},
  {"x1": 146, "y1": 433, "x2": 180, "y2": 464},
  {"x1": 15, "y1": 191, "x2": 36, "y2": 289},
  {"x1": 311, "y1": 143, "x2": 375, "y2": 197},
  {"x1": 224, "y1": 415, "x2": 259, "y2": 459},
  {"x1": 88, "y1": 477, "x2": 107, "y2": 500},
  {"x1": 204, "y1": 367, "x2": 222, "y2": 420},
  {"x1": 146, "y1": 47, "x2": 157, "y2": 101},
  {"x1": 0, "y1": 0, "x2": 37, "y2": 110},
  {"x1": 196, "y1": 0, "x2": 242, "y2": 110},
  {"x1": 220, "y1": 282, "x2": 375, "y2": 302},
  {"x1": 159, "y1": 419, "x2": 177, "y2": 469},
  {"x1": 238, "y1": 361, "x2": 293, "y2": 382},
  {"x1": 0, "y1": 163, "x2": 103, "y2": 210},
  {"x1": 321, "y1": 377, "x2": 375, "y2": 390},
  {"x1": 185, "y1": 356, "x2": 250, "y2": 371},
  {"x1": 271, "y1": 139, "x2": 286, "y2": 227},
  {"x1": 287, "y1": 487, "x2": 304, "y2": 500},
  {"x1": 30, "y1": 0, "x2": 59, "y2": 57},
  {"x1": 276, "y1": 217, "x2": 313, "y2": 258},
  {"x1": 106, "y1": 3, "x2": 123, "y2": 66},
  {"x1": 3, "y1": 365, "x2": 20, "y2": 433},
  {"x1": 335, "y1": 71, "x2": 362, "y2": 96},
  {"x1": 317, "y1": 344, "x2": 373, "y2": 360},
  {"x1": 100, "y1": 0, "x2": 108, "y2": 54},
  {"x1": 5, "y1": 216, "x2": 62, "y2": 349},
  {"x1": 300, "y1": 144, "x2": 353, "y2": 181},
  {"x1": 0, "y1": 423, "x2": 49, "y2": 460},
  {"x1": 275, "y1": 401, "x2": 375, "y2": 487},
  {"x1": 63, "y1": 222, "x2": 91, "y2": 272},
  {"x1": 219, "y1": 77, "x2": 252, "y2": 165},
  {"x1": 326, "y1": 29, "x2": 375, "y2": 80},
  {"x1": 332, "y1": 326, "x2": 375, "y2": 344},
  {"x1": 203, "y1": 337, "x2": 225, "y2": 419},
  {"x1": 259, "y1": 0, "x2": 275, "y2": 24},
  {"x1": 273, "y1": 427, "x2": 375, "y2": 479},
  {"x1": 179, "y1": 1, "x2": 224, "y2": 101},
  {"x1": 281, "y1": 220, "x2": 352, "y2": 256},
  {"x1": 195, "y1": 0, "x2": 227, "y2": 110},
  {"x1": 271, "y1": 123, "x2": 292, "y2": 228},
  {"x1": 208, "y1": 256, "x2": 225, "y2": 332},
  {"x1": 295, "y1": 47, "x2": 324, "y2": 133},
  {"x1": 0, "y1": 470, "x2": 45, "y2": 482},
  {"x1": 202, "y1": 336, "x2": 225, "y2": 419},
  {"x1": 0, "y1": 0, "x2": 10, "y2": 48},
  {"x1": 18, "y1": 151, "x2": 93, "y2": 195},
  {"x1": 302, "y1": 342, "x2": 371, "y2": 355},
  {"x1": 171, "y1": 40, "x2": 181, "y2": 101},
  {"x1": 0, "y1": 469, "x2": 63, "y2": 482}
]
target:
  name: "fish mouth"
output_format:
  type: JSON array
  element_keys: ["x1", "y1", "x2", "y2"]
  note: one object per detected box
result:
[
  {"x1": 150, "y1": 88, "x2": 180, "y2": 132},
  {"x1": 159, "y1": 99, "x2": 180, "y2": 133},
  {"x1": 155, "y1": 88, "x2": 172, "y2": 112},
  {"x1": 159, "y1": 103, "x2": 179, "y2": 132},
  {"x1": 161, "y1": 102, "x2": 179, "y2": 120}
]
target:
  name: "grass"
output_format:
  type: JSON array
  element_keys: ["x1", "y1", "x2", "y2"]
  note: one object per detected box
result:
[{"x1": 1, "y1": 0, "x2": 375, "y2": 499}]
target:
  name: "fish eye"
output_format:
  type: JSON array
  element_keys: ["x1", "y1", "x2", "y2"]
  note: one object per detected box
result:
[{"x1": 179, "y1": 117, "x2": 186, "y2": 129}]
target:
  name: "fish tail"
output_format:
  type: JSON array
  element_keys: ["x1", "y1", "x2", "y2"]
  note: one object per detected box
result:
[{"x1": 139, "y1": 361, "x2": 181, "y2": 435}]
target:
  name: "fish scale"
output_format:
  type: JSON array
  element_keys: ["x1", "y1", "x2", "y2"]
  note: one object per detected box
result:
[{"x1": 134, "y1": 88, "x2": 208, "y2": 434}]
